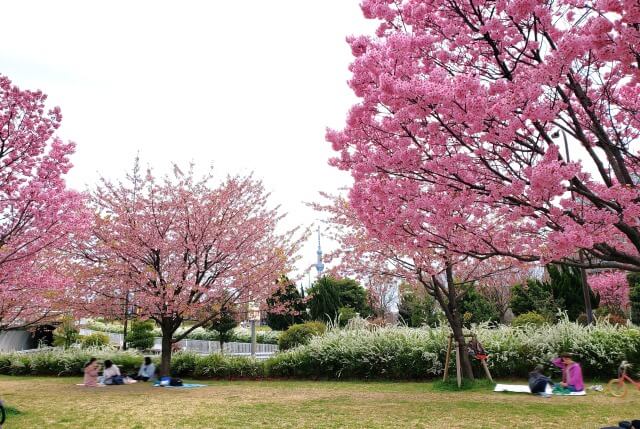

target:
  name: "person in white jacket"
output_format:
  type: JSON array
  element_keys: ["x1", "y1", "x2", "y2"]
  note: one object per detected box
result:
[
  {"x1": 134, "y1": 357, "x2": 156, "y2": 381},
  {"x1": 102, "y1": 360, "x2": 122, "y2": 385}
]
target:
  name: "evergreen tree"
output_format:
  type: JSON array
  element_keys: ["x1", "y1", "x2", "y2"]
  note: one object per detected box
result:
[
  {"x1": 397, "y1": 289, "x2": 440, "y2": 327},
  {"x1": 510, "y1": 265, "x2": 599, "y2": 321},
  {"x1": 126, "y1": 319, "x2": 155, "y2": 350},
  {"x1": 547, "y1": 265, "x2": 599, "y2": 321},
  {"x1": 628, "y1": 273, "x2": 640, "y2": 325},
  {"x1": 459, "y1": 287, "x2": 500, "y2": 325},
  {"x1": 307, "y1": 276, "x2": 371, "y2": 323},
  {"x1": 308, "y1": 277, "x2": 341, "y2": 322},
  {"x1": 209, "y1": 306, "x2": 237, "y2": 352},
  {"x1": 511, "y1": 279, "x2": 558, "y2": 320},
  {"x1": 266, "y1": 277, "x2": 307, "y2": 331}
]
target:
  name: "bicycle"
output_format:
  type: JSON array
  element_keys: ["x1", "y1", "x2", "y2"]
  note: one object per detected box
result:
[{"x1": 608, "y1": 361, "x2": 640, "y2": 398}]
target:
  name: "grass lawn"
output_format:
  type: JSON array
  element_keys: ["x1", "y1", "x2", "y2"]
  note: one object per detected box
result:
[{"x1": 1, "y1": 376, "x2": 639, "y2": 428}]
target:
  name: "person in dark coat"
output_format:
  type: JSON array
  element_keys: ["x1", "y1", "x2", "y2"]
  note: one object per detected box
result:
[{"x1": 528, "y1": 364, "x2": 551, "y2": 394}]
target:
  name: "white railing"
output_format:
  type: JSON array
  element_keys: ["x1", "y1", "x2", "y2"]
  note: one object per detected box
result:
[{"x1": 79, "y1": 329, "x2": 278, "y2": 356}]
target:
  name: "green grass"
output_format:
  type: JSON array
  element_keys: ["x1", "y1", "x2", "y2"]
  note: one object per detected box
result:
[{"x1": 1, "y1": 376, "x2": 639, "y2": 428}]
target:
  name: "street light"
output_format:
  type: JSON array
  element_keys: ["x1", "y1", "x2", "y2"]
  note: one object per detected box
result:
[{"x1": 247, "y1": 302, "x2": 261, "y2": 357}]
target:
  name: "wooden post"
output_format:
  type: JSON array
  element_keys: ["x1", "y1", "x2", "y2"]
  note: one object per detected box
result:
[
  {"x1": 455, "y1": 341, "x2": 462, "y2": 388},
  {"x1": 481, "y1": 359, "x2": 493, "y2": 383},
  {"x1": 444, "y1": 332, "x2": 493, "y2": 386},
  {"x1": 443, "y1": 335, "x2": 453, "y2": 382}
]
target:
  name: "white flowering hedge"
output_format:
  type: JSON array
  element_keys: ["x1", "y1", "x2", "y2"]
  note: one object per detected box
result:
[
  {"x1": 0, "y1": 348, "x2": 145, "y2": 376},
  {"x1": 3, "y1": 319, "x2": 638, "y2": 380},
  {"x1": 265, "y1": 319, "x2": 640, "y2": 379}
]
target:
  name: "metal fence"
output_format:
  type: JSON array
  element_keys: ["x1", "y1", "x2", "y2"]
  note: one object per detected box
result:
[{"x1": 80, "y1": 329, "x2": 278, "y2": 357}]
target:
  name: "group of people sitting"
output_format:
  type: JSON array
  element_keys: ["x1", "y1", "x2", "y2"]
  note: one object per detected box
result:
[
  {"x1": 83, "y1": 356, "x2": 157, "y2": 387},
  {"x1": 528, "y1": 352, "x2": 584, "y2": 395}
]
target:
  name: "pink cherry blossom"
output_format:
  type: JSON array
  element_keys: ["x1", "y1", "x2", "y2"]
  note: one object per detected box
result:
[
  {"x1": 329, "y1": 0, "x2": 640, "y2": 271},
  {"x1": 0, "y1": 75, "x2": 89, "y2": 331},
  {"x1": 72, "y1": 160, "x2": 302, "y2": 375}
]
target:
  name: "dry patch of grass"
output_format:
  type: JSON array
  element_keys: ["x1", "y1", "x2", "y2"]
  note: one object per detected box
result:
[{"x1": 1, "y1": 376, "x2": 638, "y2": 428}]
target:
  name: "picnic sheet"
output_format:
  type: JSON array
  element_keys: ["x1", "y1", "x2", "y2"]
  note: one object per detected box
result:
[
  {"x1": 493, "y1": 383, "x2": 586, "y2": 396},
  {"x1": 153, "y1": 383, "x2": 208, "y2": 389}
]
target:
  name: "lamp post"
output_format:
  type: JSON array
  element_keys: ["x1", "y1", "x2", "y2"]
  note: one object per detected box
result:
[{"x1": 248, "y1": 303, "x2": 261, "y2": 357}]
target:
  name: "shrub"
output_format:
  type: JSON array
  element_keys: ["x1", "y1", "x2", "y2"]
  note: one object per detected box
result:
[
  {"x1": 233, "y1": 328, "x2": 281, "y2": 344},
  {"x1": 278, "y1": 322, "x2": 326, "y2": 350},
  {"x1": 338, "y1": 307, "x2": 357, "y2": 327},
  {"x1": 86, "y1": 321, "x2": 124, "y2": 334},
  {"x1": 0, "y1": 349, "x2": 145, "y2": 376},
  {"x1": 268, "y1": 319, "x2": 640, "y2": 380},
  {"x1": 6, "y1": 320, "x2": 638, "y2": 380},
  {"x1": 192, "y1": 353, "x2": 263, "y2": 378},
  {"x1": 79, "y1": 332, "x2": 110, "y2": 349},
  {"x1": 170, "y1": 352, "x2": 199, "y2": 377},
  {"x1": 126, "y1": 320, "x2": 155, "y2": 350},
  {"x1": 512, "y1": 312, "x2": 547, "y2": 328},
  {"x1": 52, "y1": 316, "x2": 79, "y2": 348},
  {"x1": 598, "y1": 313, "x2": 628, "y2": 326}
]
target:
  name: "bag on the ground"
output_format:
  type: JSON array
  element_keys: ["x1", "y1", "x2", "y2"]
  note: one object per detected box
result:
[{"x1": 169, "y1": 377, "x2": 183, "y2": 387}]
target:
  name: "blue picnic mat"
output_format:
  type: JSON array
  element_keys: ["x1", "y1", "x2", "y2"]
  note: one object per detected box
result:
[{"x1": 153, "y1": 383, "x2": 208, "y2": 389}]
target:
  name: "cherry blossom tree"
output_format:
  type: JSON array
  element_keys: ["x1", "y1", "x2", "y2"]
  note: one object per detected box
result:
[
  {"x1": 75, "y1": 160, "x2": 300, "y2": 374},
  {"x1": 364, "y1": 276, "x2": 399, "y2": 320},
  {"x1": 329, "y1": 0, "x2": 640, "y2": 271},
  {"x1": 589, "y1": 271, "x2": 630, "y2": 314},
  {"x1": 315, "y1": 193, "x2": 523, "y2": 379},
  {"x1": 0, "y1": 75, "x2": 88, "y2": 332}
]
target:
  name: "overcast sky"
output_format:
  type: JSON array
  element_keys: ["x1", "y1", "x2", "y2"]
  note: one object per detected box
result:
[{"x1": 2, "y1": 1, "x2": 376, "y2": 281}]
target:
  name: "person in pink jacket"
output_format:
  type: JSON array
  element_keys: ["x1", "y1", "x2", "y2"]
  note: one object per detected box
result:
[
  {"x1": 552, "y1": 352, "x2": 584, "y2": 392},
  {"x1": 83, "y1": 358, "x2": 100, "y2": 387}
]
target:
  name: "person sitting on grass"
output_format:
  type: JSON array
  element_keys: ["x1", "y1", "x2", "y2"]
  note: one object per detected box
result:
[
  {"x1": 528, "y1": 364, "x2": 552, "y2": 395},
  {"x1": 83, "y1": 357, "x2": 100, "y2": 387},
  {"x1": 103, "y1": 359, "x2": 124, "y2": 385},
  {"x1": 551, "y1": 352, "x2": 584, "y2": 392},
  {"x1": 133, "y1": 357, "x2": 156, "y2": 382}
]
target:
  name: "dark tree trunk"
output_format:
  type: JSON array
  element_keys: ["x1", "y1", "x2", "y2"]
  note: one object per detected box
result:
[
  {"x1": 450, "y1": 311, "x2": 474, "y2": 380},
  {"x1": 160, "y1": 321, "x2": 174, "y2": 377},
  {"x1": 444, "y1": 266, "x2": 475, "y2": 381},
  {"x1": 424, "y1": 265, "x2": 475, "y2": 381},
  {"x1": 122, "y1": 295, "x2": 129, "y2": 351}
]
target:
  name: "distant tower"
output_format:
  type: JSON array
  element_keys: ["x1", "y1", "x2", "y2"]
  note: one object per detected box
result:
[{"x1": 315, "y1": 226, "x2": 324, "y2": 275}]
